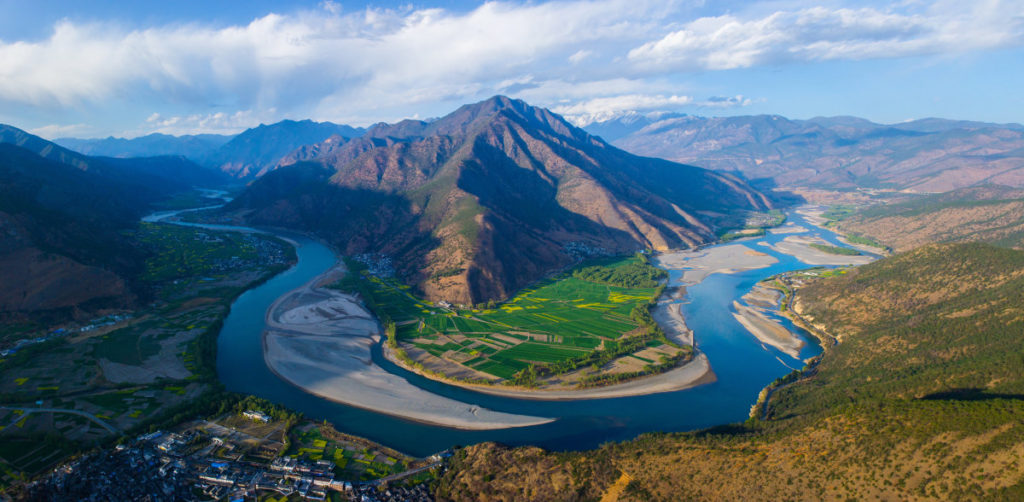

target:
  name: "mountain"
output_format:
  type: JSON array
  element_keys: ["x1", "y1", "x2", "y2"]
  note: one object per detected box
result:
[
  {"x1": 55, "y1": 133, "x2": 232, "y2": 160},
  {"x1": 0, "y1": 143, "x2": 144, "y2": 318},
  {"x1": 0, "y1": 124, "x2": 227, "y2": 195},
  {"x1": 227, "y1": 96, "x2": 771, "y2": 305},
  {"x1": 205, "y1": 119, "x2": 365, "y2": 179},
  {"x1": 600, "y1": 114, "x2": 1024, "y2": 192},
  {"x1": 572, "y1": 111, "x2": 687, "y2": 142},
  {"x1": 436, "y1": 243, "x2": 1024, "y2": 500},
  {"x1": 832, "y1": 185, "x2": 1024, "y2": 251},
  {"x1": 0, "y1": 124, "x2": 227, "y2": 320}
]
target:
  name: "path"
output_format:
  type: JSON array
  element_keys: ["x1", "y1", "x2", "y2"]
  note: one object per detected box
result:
[{"x1": 0, "y1": 406, "x2": 118, "y2": 434}]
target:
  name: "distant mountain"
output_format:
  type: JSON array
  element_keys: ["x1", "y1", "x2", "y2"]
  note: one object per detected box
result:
[
  {"x1": 205, "y1": 120, "x2": 366, "y2": 179},
  {"x1": 0, "y1": 124, "x2": 227, "y2": 195},
  {"x1": 575, "y1": 111, "x2": 687, "y2": 142},
  {"x1": 228, "y1": 96, "x2": 770, "y2": 304},
  {"x1": 600, "y1": 114, "x2": 1024, "y2": 191},
  {"x1": 55, "y1": 133, "x2": 232, "y2": 160}
]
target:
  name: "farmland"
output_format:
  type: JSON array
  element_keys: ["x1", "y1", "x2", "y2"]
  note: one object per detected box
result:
[{"x1": 340, "y1": 255, "x2": 689, "y2": 388}]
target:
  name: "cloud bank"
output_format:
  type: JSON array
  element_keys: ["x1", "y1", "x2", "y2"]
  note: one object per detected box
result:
[{"x1": 1, "y1": 0, "x2": 1021, "y2": 135}]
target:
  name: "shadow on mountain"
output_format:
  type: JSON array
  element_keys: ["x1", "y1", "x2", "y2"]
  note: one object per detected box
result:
[
  {"x1": 920, "y1": 388, "x2": 1024, "y2": 402},
  {"x1": 748, "y1": 177, "x2": 806, "y2": 207}
]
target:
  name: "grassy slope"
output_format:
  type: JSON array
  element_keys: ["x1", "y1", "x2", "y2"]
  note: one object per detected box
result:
[
  {"x1": 435, "y1": 243, "x2": 1024, "y2": 501},
  {"x1": 835, "y1": 187, "x2": 1024, "y2": 251}
]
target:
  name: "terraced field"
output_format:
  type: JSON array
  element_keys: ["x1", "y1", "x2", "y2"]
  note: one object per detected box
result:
[{"x1": 345, "y1": 256, "x2": 682, "y2": 383}]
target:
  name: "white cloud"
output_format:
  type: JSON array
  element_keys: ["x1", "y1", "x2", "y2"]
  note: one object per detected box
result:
[
  {"x1": 125, "y1": 109, "x2": 278, "y2": 137},
  {"x1": 552, "y1": 94, "x2": 694, "y2": 125},
  {"x1": 628, "y1": 2, "x2": 1024, "y2": 70},
  {"x1": 568, "y1": 49, "x2": 593, "y2": 64},
  {"x1": 1, "y1": 0, "x2": 1021, "y2": 135},
  {"x1": 0, "y1": 1, "x2": 670, "y2": 111},
  {"x1": 29, "y1": 123, "x2": 94, "y2": 139}
]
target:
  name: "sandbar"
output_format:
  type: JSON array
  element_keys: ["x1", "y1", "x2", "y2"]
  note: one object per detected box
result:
[
  {"x1": 768, "y1": 222, "x2": 809, "y2": 234},
  {"x1": 656, "y1": 244, "x2": 779, "y2": 286},
  {"x1": 731, "y1": 300, "x2": 803, "y2": 359},
  {"x1": 262, "y1": 265, "x2": 553, "y2": 430},
  {"x1": 761, "y1": 235, "x2": 874, "y2": 266}
]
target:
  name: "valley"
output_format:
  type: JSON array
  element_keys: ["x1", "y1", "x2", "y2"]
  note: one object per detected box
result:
[
  {"x1": 0, "y1": 209, "x2": 295, "y2": 484},
  {"x1": 2, "y1": 88, "x2": 1023, "y2": 501}
]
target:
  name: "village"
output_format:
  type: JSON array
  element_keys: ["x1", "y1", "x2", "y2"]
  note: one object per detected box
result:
[{"x1": 15, "y1": 409, "x2": 447, "y2": 501}]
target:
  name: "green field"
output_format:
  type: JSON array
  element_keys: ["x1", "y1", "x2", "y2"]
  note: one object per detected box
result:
[{"x1": 344, "y1": 255, "x2": 679, "y2": 382}]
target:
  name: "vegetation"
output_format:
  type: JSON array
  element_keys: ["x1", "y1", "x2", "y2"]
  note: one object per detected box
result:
[
  {"x1": 829, "y1": 187, "x2": 1024, "y2": 252},
  {"x1": 571, "y1": 253, "x2": 666, "y2": 288},
  {"x1": 717, "y1": 209, "x2": 786, "y2": 242},
  {"x1": 435, "y1": 243, "x2": 1024, "y2": 501},
  {"x1": 807, "y1": 243, "x2": 862, "y2": 255},
  {"x1": 339, "y1": 255, "x2": 685, "y2": 386}
]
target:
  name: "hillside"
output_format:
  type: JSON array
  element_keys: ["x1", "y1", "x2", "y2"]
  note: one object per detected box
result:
[
  {"x1": 205, "y1": 119, "x2": 365, "y2": 178},
  {"x1": 603, "y1": 114, "x2": 1024, "y2": 192},
  {"x1": 0, "y1": 144, "x2": 145, "y2": 319},
  {"x1": 436, "y1": 243, "x2": 1024, "y2": 501},
  {"x1": 0, "y1": 125, "x2": 227, "y2": 323},
  {"x1": 831, "y1": 185, "x2": 1024, "y2": 251},
  {"x1": 227, "y1": 96, "x2": 771, "y2": 305}
]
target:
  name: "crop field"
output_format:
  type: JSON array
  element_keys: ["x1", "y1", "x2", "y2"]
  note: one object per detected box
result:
[
  {"x1": 352, "y1": 256, "x2": 672, "y2": 381},
  {"x1": 287, "y1": 423, "x2": 408, "y2": 481}
]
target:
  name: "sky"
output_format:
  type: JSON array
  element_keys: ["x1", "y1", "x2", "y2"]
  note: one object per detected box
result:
[{"x1": 1, "y1": 0, "x2": 1022, "y2": 139}]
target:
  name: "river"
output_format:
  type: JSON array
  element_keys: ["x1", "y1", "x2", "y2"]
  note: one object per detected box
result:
[{"x1": 152, "y1": 204, "x2": 864, "y2": 457}]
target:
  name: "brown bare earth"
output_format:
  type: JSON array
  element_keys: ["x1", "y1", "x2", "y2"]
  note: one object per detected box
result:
[{"x1": 0, "y1": 247, "x2": 129, "y2": 312}]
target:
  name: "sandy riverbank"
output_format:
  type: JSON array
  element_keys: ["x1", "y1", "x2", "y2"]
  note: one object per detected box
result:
[
  {"x1": 384, "y1": 345, "x2": 716, "y2": 401},
  {"x1": 761, "y1": 235, "x2": 875, "y2": 266},
  {"x1": 262, "y1": 264, "x2": 553, "y2": 430},
  {"x1": 731, "y1": 299, "x2": 803, "y2": 359},
  {"x1": 768, "y1": 222, "x2": 809, "y2": 234},
  {"x1": 655, "y1": 243, "x2": 779, "y2": 286}
]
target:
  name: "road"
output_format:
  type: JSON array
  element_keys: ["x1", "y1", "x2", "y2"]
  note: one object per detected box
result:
[
  {"x1": 371, "y1": 462, "x2": 442, "y2": 485},
  {"x1": 0, "y1": 406, "x2": 119, "y2": 434}
]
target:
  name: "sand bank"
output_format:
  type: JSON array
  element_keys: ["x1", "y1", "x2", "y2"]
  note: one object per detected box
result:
[
  {"x1": 768, "y1": 222, "x2": 809, "y2": 234},
  {"x1": 655, "y1": 244, "x2": 779, "y2": 286},
  {"x1": 403, "y1": 352, "x2": 716, "y2": 401},
  {"x1": 263, "y1": 265, "x2": 553, "y2": 430},
  {"x1": 731, "y1": 300, "x2": 803, "y2": 359},
  {"x1": 761, "y1": 235, "x2": 875, "y2": 266}
]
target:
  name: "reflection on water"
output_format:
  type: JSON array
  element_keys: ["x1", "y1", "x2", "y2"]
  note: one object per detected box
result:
[{"x1": 163, "y1": 206, "x2": 854, "y2": 456}]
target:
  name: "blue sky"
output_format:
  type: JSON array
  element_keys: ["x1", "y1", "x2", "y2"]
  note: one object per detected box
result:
[{"x1": 1, "y1": 0, "x2": 1022, "y2": 138}]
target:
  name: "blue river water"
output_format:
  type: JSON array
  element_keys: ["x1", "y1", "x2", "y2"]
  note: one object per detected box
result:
[{"x1": 208, "y1": 209, "x2": 863, "y2": 457}]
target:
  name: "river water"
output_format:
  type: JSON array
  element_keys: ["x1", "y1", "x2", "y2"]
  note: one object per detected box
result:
[{"x1": 157, "y1": 206, "x2": 864, "y2": 457}]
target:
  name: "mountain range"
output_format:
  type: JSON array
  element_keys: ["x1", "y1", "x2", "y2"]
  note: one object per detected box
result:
[
  {"x1": 592, "y1": 114, "x2": 1024, "y2": 192},
  {"x1": 57, "y1": 120, "x2": 366, "y2": 180},
  {"x1": 226, "y1": 96, "x2": 772, "y2": 305}
]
